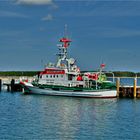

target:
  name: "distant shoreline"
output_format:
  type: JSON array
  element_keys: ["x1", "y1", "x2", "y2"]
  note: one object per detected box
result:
[{"x1": 0, "y1": 71, "x2": 39, "y2": 77}]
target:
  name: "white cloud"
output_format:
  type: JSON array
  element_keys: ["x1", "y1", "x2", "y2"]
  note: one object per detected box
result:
[
  {"x1": 41, "y1": 14, "x2": 53, "y2": 21},
  {"x1": 16, "y1": 0, "x2": 53, "y2": 5}
]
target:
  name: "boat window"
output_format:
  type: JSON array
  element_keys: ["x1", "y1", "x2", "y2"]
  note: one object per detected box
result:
[
  {"x1": 68, "y1": 84, "x2": 71, "y2": 87},
  {"x1": 57, "y1": 75, "x2": 59, "y2": 78},
  {"x1": 68, "y1": 74, "x2": 73, "y2": 81},
  {"x1": 53, "y1": 75, "x2": 55, "y2": 78},
  {"x1": 50, "y1": 75, "x2": 52, "y2": 78},
  {"x1": 40, "y1": 75, "x2": 42, "y2": 78},
  {"x1": 46, "y1": 75, "x2": 48, "y2": 78}
]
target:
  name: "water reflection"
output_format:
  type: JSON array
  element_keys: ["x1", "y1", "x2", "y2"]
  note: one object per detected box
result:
[
  {"x1": 45, "y1": 97, "x2": 118, "y2": 139},
  {"x1": 1, "y1": 92, "x2": 140, "y2": 139}
]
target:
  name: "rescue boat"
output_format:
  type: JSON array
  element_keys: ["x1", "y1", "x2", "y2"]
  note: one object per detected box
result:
[{"x1": 20, "y1": 28, "x2": 117, "y2": 98}]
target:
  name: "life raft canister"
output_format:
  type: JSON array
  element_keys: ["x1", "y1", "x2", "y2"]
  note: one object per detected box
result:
[
  {"x1": 92, "y1": 74, "x2": 98, "y2": 80},
  {"x1": 88, "y1": 73, "x2": 98, "y2": 80},
  {"x1": 77, "y1": 75, "x2": 83, "y2": 81}
]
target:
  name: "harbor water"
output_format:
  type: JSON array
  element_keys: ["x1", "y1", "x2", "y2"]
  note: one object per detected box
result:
[{"x1": 0, "y1": 78, "x2": 140, "y2": 139}]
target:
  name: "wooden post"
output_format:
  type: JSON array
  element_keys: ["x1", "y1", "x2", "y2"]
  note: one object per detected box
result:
[
  {"x1": 0, "y1": 79, "x2": 2, "y2": 92},
  {"x1": 116, "y1": 78, "x2": 120, "y2": 97},
  {"x1": 7, "y1": 85, "x2": 10, "y2": 92},
  {"x1": 11, "y1": 79, "x2": 15, "y2": 92},
  {"x1": 134, "y1": 77, "x2": 137, "y2": 98}
]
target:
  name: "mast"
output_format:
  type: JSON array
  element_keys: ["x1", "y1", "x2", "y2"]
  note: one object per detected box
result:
[{"x1": 56, "y1": 25, "x2": 71, "y2": 68}]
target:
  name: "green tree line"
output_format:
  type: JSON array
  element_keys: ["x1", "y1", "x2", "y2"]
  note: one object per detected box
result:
[{"x1": 105, "y1": 71, "x2": 139, "y2": 77}]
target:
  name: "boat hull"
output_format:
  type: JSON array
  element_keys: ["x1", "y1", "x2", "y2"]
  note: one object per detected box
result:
[{"x1": 22, "y1": 84, "x2": 117, "y2": 98}]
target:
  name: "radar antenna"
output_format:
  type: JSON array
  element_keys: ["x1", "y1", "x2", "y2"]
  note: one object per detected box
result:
[{"x1": 64, "y1": 24, "x2": 68, "y2": 38}]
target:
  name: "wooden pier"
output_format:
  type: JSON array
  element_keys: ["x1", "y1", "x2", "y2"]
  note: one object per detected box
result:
[
  {"x1": 116, "y1": 78, "x2": 140, "y2": 98},
  {"x1": 0, "y1": 76, "x2": 34, "y2": 92},
  {"x1": 3, "y1": 79, "x2": 22, "y2": 92}
]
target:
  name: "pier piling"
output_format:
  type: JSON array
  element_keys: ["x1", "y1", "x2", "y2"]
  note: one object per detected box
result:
[
  {"x1": 7, "y1": 85, "x2": 10, "y2": 92},
  {"x1": 0, "y1": 79, "x2": 2, "y2": 92},
  {"x1": 133, "y1": 78, "x2": 137, "y2": 98},
  {"x1": 116, "y1": 78, "x2": 120, "y2": 97},
  {"x1": 11, "y1": 79, "x2": 15, "y2": 92}
]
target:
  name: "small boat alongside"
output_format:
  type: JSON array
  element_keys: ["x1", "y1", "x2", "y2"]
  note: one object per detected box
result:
[{"x1": 20, "y1": 28, "x2": 117, "y2": 98}]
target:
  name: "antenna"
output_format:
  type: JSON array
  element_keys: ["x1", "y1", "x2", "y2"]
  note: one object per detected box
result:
[
  {"x1": 64, "y1": 24, "x2": 68, "y2": 37},
  {"x1": 60, "y1": 24, "x2": 71, "y2": 48}
]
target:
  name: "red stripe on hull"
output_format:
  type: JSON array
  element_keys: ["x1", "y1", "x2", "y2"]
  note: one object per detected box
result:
[{"x1": 40, "y1": 69, "x2": 65, "y2": 75}]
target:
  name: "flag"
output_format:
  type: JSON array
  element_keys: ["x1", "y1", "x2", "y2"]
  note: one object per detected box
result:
[{"x1": 100, "y1": 63, "x2": 105, "y2": 68}]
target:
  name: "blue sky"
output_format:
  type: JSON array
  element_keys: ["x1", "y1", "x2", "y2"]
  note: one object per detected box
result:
[{"x1": 0, "y1": 0, "x2": 140, "y2": 71}]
